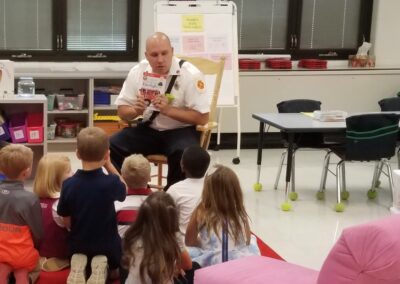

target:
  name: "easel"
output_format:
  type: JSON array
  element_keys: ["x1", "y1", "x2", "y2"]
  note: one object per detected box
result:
[{"x1": 155, "y1": 0, "x2": 241, "y2": 164}]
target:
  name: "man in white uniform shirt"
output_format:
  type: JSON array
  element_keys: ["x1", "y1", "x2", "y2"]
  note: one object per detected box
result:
[{"x1": 111, "y1": 32, "x2": 209, "y2": 190}]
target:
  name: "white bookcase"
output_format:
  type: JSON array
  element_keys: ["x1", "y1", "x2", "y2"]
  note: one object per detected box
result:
[{"x1": 14, "y1": 70, "x2": 128, "y2": 149}]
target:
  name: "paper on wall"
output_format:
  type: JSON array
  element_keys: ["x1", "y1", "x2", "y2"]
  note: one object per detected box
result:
[{"x1": 0, "y1": 60, "x2": 14, "y2": 98}]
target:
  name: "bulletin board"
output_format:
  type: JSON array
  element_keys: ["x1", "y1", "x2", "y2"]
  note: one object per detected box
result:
[{"x1": 154, "y1": 0, "x2": 239, "y2": 106}]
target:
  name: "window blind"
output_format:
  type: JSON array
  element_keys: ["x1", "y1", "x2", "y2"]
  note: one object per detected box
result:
[
  {"x1": 0, "y1": 0, "x2": 52, "y2": 50},
  {"x1": 300, "y1": 0, "x2": 361, "y2": 49},
  {"x1": 66, "y1": 0, "x2": 127, "y2": 51},
  {"x1": 233, "y1": 0, "x2": 289, "y2": 50}
]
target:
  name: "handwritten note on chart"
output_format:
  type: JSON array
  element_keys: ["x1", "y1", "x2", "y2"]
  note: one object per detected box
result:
[
  {"x1": 182, "y1": 15, "x2": 204, "y2": 32},
  {"x1": 182, "y1": 35, "x2": 205, "y2": 53}
]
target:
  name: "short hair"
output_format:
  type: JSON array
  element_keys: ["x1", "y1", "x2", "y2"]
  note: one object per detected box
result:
[
  {"x1": 0, "y1": 144, "x2": 33, "y2": 179},
  {"x1": 33, "y1": 154, "x2": 71, "y2": 198},
  {"x1": 181, "y1": 145, "x2": 210, "y2": 178},
  {"x1": 121, "y1": 154, "x2": 151, "y2": 189},
  {"x1": 77, "y1": 127, "x2": 109, "y2": 162}
]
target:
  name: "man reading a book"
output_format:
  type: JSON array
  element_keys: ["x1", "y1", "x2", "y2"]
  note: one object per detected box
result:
[{"x1": 111, "y1": 32, "x2": 209, "y2": 190}]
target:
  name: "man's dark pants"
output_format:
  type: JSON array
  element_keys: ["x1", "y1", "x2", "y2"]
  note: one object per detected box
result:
[{"x1": 110, "y1": 124, "x2": 199, "y2": 190}]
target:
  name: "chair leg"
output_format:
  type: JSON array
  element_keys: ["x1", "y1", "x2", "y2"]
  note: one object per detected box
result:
[
  {"x1": 319, "y1": 150, "x2": 332, "y2": 192},
  {"x1": 383, "y1": 159, "x2": 395, "y2": 202},
  {"x1": 375, "y1": 161, "x2": 384, "y2": 187},
  {"x1": 371, "y1": 161, "x2": 380, "y2": 188},
  {"x1": 274, "y1": 150, "x2": 286, "y2": 190},
  {"x1": 335, "y1": 160, "x2": 345, "y2": 212},
  {"x1": 398, "y1": 148, "x2": 400, "y2": 169},
  {"x1": 291, "y1": 151, "x2": 295, "y2": 193},
  {"x1": 157, "y1": 163, "x2": 163, "y2": 188},
  {"x1": 336, "y1": 161, "x2": 343, "y2": 204},
  {"x1": 341, "y1": 162, "x2": 351, "y2": 200}
]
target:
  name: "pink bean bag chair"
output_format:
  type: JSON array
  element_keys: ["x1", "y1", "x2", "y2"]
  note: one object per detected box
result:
[{"x1": 194, "y1": 215, "x2": 400, "y2": 284}]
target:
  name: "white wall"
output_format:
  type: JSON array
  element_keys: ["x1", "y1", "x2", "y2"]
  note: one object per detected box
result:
[{"x1": 371, "y1": 0, "x2": 400, "y2": 65}]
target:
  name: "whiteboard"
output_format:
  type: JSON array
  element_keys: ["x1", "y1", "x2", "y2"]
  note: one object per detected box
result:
[{"x1": 154, "y1": 1, "x2": 239, "y2": 106}]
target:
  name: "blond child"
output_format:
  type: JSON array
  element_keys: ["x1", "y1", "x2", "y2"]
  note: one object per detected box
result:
[
  {"x1": 0, "y1": 144, "x2": 43, "y2": 284},
  {"x1": 115, "y1": 154, "x2": 153, "y2": 237},
  {"x1": 33, "y1": 154, "x2": 72, "y2": 271},
  {"x1": 57, "y1": 127, "x2": 127, "y2": 284},
  {"x1": 122, "y1": 191, "x2": 192, "y2": 284},
  {"x1": 185, "y1": 164, "x2": 260, "y2": 267}
]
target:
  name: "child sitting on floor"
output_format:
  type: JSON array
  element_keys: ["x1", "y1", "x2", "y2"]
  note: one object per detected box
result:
[
  {"x1": 0, "y1": 144, "x2": 43, "y2": 284},
  {"x1": 115, "y1": 154, "x2": 153, "y2": 236},
  {"x1": 122, "y1": 191, "x2": 193, "y2": 284},
  {"x1": 33, "y1": 153, "x2": 72, "y2": 272},
  {"x1": 57, "y1": 127, "x2": 127, "y2": 284},
  {"x1": 168, "y1": 145, "x2": 210, "y2": 239},
  {"x1": 185, "y1": 164, "x2": 260, "y2": 267}
]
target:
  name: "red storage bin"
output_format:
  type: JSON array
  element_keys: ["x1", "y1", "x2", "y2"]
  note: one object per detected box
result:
[
  {"x1": 239, "y1": 59, "x2": 261, "y2": 70},
  {"x1": 266, "y1": 58, "x2": 292, "y2": 69},
  {"x1": 27, "y1": 113, "x2": 43, "y2": 143},
  {"x1": 298, "y1": 59, "x2": 327, "y2": 69},
  {"x1": 9, "y1": 113, "x2": 27, "y2": 143}
]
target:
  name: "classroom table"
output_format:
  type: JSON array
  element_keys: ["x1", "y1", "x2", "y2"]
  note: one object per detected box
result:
[{"x1": 252, "y1": 113, "x2": 345, "y2": 211}]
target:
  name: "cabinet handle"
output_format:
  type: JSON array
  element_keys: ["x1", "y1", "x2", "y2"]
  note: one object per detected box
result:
[
  {"x1": 290, "y1": 34, "x2": 294, "y2": 49},
  {"x1": 57, "y1": 35, "x2": 60, "y2": 49},
  {"x1": 319, "y1": 51, "x2": 338, "y2": 57},
  {"x1": 60, "y1": 35, "x2": 63, "y2": 49},
  {"x1": 293, "y1": 35, "x2": 297, "y2": 48},
  {"x1": 11, "y1": 53, "x2": 32, "y2": 58},
  {"x1": 87, "y1": 53, "x2": 107, "y2": 59},
  {"x1": 131, "y1": 35, "x2": 134, "y2": 49}
]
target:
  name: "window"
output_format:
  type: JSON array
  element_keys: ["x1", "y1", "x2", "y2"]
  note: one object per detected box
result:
[
  {"x1": 0, "y1": 0, "x2": 139, "y2": 61},
  {"x1": 233, "y1": 0, "x2": 373, "y2": 59}
]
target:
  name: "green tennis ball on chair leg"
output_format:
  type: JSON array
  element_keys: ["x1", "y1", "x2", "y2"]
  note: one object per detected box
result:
[
  {"x1": 341, "y1": 191, "x2": 350, "y2": 201},
  {"x1": 335, "y1": 203, "x2": 345, "y2": 212},
  {"x1": 281, "y1": 202, "x2": 292, "y2": 211},
  {"x1": 253, "y1": 183, "x2": 262, "y2": 192},
  {"x1": 367, "y1": 189, "x2": 377, "y2": 199},
  {"x1": 289, "y1": 192, "x2": 298, "y2": 201},
  {"x1": 316, "y1": 191, "x2": 325, "y2": 200}
]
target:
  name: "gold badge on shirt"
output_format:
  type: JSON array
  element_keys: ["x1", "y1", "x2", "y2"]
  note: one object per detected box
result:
[{"x1": 196, "y1": 80, "x2": 205, "y2": 92}]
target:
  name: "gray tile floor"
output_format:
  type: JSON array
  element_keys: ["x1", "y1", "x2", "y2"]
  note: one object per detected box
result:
[{"x1": 54, "y1": 148, "x2": 394, "y2": 271}]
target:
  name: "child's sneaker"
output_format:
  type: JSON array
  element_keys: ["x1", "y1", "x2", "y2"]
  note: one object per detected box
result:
[
  {"x1": 67, "y1": 254, "x2": 87, "y2": 284},
  {"x1": 42, "y1": 257, "x2": 70, "y2": 272},
  {"x1": 86, "y1": 255, "x2": 108, "y2": 284}
]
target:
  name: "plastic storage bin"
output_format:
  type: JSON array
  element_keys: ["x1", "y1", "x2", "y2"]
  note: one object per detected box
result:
[
  {"x1": 9, "y1": 113, "x2": 27, "y2": 143},
  {"x1": 94, "y1": 90, "x2": 111, "y2": 105},
  {"x1": 27, "y1": 113, "x2": 43, "y2": 143},
  {"x1": 56, "y1": 94, "x2": 85, "y2": 110},
  {"x1": 47, "y1": 123, "x2": 56, "y2": 140},
  {"x1": 47, "y1": 94, "x2": 56, "y2": 111},
  {"x1": 0, "y1": 114, "x2": 10, "y2": 141}
]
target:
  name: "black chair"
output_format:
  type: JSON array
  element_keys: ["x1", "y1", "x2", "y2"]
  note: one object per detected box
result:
[
  {"x1": 378, "y1": 97, "x2": 400, "y2": 168},
  {"x1": 318, "y1": 113, "x2": 399, "y2": 212},
  {"x1": 274, "y1": 99, "x2": 325, "y2": 199}
]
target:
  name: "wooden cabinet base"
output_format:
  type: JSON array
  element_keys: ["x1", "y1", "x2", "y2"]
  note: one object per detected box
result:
[{"x1": 94, "y1": 121, "x2": 121, "y2": 136}]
